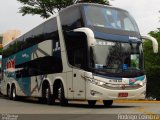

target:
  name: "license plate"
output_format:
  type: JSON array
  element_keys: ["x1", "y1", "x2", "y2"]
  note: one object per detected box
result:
[{"x1": 118, "y1": 93, "x2": 128, "y2": 97}]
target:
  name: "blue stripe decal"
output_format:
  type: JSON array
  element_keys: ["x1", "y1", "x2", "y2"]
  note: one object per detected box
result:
[
  {"x1": 94, "y1": 31, "x2": 138, "y2": 43},
  {"x1": 17, "y1": 77, "x2": 31, "y2": 96},
  {"x1": 135, "y1": 75, "x2": 145, "y2": 81},
  {"x1": 3, "y1": 45, "x2": 37, "y2": 96}
]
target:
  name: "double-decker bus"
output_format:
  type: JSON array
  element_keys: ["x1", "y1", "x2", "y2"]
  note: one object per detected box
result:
[{"x1": 0, "y1": 3, "x2": 158, "y2": 106}]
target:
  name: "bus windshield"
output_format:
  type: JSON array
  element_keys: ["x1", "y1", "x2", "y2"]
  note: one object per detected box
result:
[
  {"x1": 90, "y1": 39, "x2": 144, "y2": 78},
  {"x1": 84, "y1": 5, "x2": 139, "y2": 33}
]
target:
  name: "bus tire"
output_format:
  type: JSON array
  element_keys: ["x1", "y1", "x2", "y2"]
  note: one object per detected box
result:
[
  {"x1": 42, "y1": 84, "x2": 54, "y2": 105},
  {"x1": 7, "y1": 86, "x2": 11, "y2": 99},
  {"x1": 38, "y1": 97, "x2": 46, "y2": 104},
  {"x1": 103, "y1": 100, "x2": 113, "y2": 107},
  {"x1": 58, "y1": 83, "x2": 68, "y2": 106},
  {"x1": 11, "y1": 86, "x2": 17, "y2": 101},
  {"x1": 46, "y1": 86, "x2": 54, "y2": 105},
  {"x1": 156, "y1": 98, "x2": 160, "y2": 101},
  {"x1": 88, "y1": 100, "x2": 96, "y2": 107}
]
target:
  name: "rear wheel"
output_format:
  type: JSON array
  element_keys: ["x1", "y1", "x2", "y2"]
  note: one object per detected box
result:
[
  {"x1": 103, "y1": 100, "x2": 113, "y2": 107},
  {"x1": 58, "y1": 83, "x2": 68, "y2": 106},
  {"x1": 7, "y1": 86, "x2": 11, "y2": 99},
  {"x1": 11, "y1": 86, "x2": 17, "y2": 101},
  {"x1": 88, "y1": 100, "x2": 96, "y2": 107},
  {"x1": 42, "y1": 84, "x2": 54, "y2": 105},
  {"x1": 46, "y1": 86, "x2": 54, "y2": 105},
  {"x1": 38, "y1": 97, "x2": 46, "y2": 104}
]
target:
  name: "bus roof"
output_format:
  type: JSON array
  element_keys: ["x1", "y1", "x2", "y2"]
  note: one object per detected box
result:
[
  {"x1": 59, "y1": 3, "x2": 127, "y2": 15},
  {"x1": 3, "y1": 3, "x2": 127, "y2": 49}
]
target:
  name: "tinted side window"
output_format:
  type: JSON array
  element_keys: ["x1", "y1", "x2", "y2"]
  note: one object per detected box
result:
[
  {"x1": 16, "y1": 39, "x2": 62, "y2": 78},
  {"x1": 64, "y1": 32, "x2": 88, "y2": 70},
  {"x1": 60, "y1": 6, "x2": 84, "y2": 30},
  {"x1": 3, "y1": 17, "x2": 58, "y2": 58},
  {"x1": 16, "y1": 56, "x2": 62, "y2": 78}
]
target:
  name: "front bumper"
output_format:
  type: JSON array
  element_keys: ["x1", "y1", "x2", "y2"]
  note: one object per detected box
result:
[{"x1": 86, "y1": 81, "x2": 146, "y2": 100}]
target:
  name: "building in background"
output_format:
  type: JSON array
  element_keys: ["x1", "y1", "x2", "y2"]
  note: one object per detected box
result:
[
  {"x1": 0, "y1": 30, "x2": 21, "y2": 79},
  {"x1": 2, "y1": 30, "x2": 21, "y2": 46}
]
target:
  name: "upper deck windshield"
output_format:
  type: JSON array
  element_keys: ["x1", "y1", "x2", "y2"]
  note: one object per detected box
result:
[{"x1": 83, "y1": 5, "x2": 139, "y2": 33}]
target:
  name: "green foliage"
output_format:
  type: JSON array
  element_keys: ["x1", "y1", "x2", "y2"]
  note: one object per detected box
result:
[
  {"x1": 144, "y1": 30, "x2": 160, "y2": 98},
  {"x1": 17, "y1": 0, "x2": 109, "y2": 18},
  {"x1": 131, "y1": 60, "x2": 137, "y2": 68}
]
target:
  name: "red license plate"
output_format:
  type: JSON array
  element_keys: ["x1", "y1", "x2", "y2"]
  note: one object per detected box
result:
[{"x1": 118, "y1": 93, "x2": 128, "y2": 97}]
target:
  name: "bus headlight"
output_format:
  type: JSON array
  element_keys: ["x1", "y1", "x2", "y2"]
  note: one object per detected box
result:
[
  {"x1": 139, "y1": 82, "x2": 143, "y2": 86},
  {"x1": 137, "y1": 80, "x2": 146, "y2": 87},
  {"x1": 88, "y1": 78, "x2": 106, "y2": 87}
]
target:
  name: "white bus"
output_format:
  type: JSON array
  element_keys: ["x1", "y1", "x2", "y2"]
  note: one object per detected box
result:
[{"x1": 0, "y1": 3, "x2": 158, "y2": 106}]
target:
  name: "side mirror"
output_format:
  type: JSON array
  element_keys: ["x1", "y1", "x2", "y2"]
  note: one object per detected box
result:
[
  {"x1": 141, "y1": 35, "x2": 158, "y2": 53},
  {"x1": 74, "y1": 28, "x2": 97, "y2": 46}
]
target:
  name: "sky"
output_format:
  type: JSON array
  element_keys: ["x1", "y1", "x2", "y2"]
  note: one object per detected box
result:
[
  {"x1": 0, "y1": 0, "x2": 160, "y2": 35},
  {"x1": 110, "y1": 0, "x2": 160, "y2": 35}
]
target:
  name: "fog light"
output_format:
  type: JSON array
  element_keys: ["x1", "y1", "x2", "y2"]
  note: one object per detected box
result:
[
  {"x1": 90, "y1": 90, "x2": 102, "y2": 96},
  {"x1": 90, "y1": 90, "x2": 95, "y2": 96}
]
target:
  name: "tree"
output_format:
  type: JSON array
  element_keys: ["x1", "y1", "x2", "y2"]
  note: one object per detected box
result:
[
  {"x1": 17, "y1": 0, "x2": 109, "y2": 19},
  {"x1": 144, "y1": 30, "x2": 160, "y2": 99}
]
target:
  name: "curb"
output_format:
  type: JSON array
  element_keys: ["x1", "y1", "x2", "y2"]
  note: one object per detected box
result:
[{"x1": 113, "y1": 100, "x2": 160, "y2": 103}]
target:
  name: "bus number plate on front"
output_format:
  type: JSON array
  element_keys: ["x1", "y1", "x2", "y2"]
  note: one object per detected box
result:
[{"x1": 118, "y1": 93, "x2": 128, "y2": 97}]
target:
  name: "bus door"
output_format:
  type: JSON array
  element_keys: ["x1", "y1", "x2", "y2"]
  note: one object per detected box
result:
[
  {"x1": 64, "y1": 31, "x2": 87, "y2": 99},
  {"x1": 72, "y1": 48, "x2": 86, "y2": 99}
]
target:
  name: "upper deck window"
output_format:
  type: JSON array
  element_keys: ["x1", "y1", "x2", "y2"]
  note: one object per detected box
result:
[{"x1": 83, "y1": 5, "x2": 139, "y2": 33}]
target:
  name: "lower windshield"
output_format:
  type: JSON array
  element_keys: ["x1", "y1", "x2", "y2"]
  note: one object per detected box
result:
[{"x1": 90, "y1": 39, "x2": 144, "y2": 78}]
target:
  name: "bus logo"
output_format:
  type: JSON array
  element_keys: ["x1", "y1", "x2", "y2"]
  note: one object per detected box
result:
[
  {"x1": 22, "y1": 53, "x2": 29, "y2": 58},
  {"x1": 6, "y1": 58, "x2": 15, "y2": 69},
  {"x1": 129, "y1": 36, "x2": 138, "y2": 40},
  {"x1": 129, "y1": 78, "x2": 136, "y2": 85}
]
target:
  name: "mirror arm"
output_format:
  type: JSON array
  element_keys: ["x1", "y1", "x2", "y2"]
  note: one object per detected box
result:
[{"x1": 141, "y1": 35, "x2": 158, "y2": 53}]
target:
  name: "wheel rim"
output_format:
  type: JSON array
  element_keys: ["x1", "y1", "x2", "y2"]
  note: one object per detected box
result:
[
  {"x1": 58, "y1": 87, "x2": 61, "y2": 100},
  {"x1": 46, "y1": 88, "x2": 49, "y2": 99},
  {"x1": 13, "y1": 88, "x2": 16, "y2": 99},
  {"x1": 7, "y1": 88, "x2": 10, "y2": 97}
]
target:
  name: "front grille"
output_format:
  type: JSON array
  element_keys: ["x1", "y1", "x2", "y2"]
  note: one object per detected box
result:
[{"x1": 102, "y1": 83, "x2": 142, "y2": 90}]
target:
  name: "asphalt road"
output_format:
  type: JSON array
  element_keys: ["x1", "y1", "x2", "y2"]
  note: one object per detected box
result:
[{"x1": 0, "y1": 96, "x2": 160, "y2": 120}]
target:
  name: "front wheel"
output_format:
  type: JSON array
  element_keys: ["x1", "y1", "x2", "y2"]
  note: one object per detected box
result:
[
  {"x1": 58, "y1": 84, "x2": 68, "y2": 106},
  {"x1": 156, "y1": 98, "x2": 160, "y2": 101},
  {"x1": 88, "y1": 100, "x2": 96, "y2": 107},
  {"x1": 103, "y1": 100, "x2": 113, "y2": 107}
]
